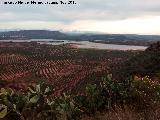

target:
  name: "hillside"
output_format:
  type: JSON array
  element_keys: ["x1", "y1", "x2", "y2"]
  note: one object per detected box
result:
[
  {"x1": 0, "y1": 42, "x2": 137, "y2": 93},
  {"x1": 0, "y1": 41, "x2": 160, "y2": 120},
  {"x1": 110, "y1": 42, "x2": 160, "y2": 80}
]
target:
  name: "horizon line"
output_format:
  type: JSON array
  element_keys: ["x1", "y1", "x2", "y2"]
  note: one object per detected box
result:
[{"x1": 0, "y1": 29, "x2": 160, "y2": 36}]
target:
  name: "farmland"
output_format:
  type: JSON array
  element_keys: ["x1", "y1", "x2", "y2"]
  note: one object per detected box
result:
[
  {"x1": 1, "y1": 41, "x2": 160, "y2": 120},
  {"x1": 0, "y1": 42, "x2": 138, "y2": 94}
]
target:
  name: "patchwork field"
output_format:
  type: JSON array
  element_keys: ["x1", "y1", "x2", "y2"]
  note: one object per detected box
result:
[{"x1": 0, "y1": 42, "x2": 138, "y2": 94}]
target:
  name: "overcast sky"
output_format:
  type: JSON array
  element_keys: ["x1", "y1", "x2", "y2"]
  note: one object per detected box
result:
[{"x1": 0, "y1": 0, "x2": 160, "y2": 34}]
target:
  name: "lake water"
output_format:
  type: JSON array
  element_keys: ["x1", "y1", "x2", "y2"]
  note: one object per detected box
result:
[{"x1": 0, "y1": 39, "x2": 148, "y2": 51}]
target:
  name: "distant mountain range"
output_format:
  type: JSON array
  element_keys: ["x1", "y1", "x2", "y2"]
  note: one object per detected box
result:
[
  {"x1": 0, "y1": 30, "x2": 160, "y2": 46},
  {"x1": 0, "y1": 30, "x2": 67, "y2": 40}
]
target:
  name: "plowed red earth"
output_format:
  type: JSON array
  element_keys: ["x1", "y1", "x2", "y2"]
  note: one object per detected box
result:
[{"x1": 0, "y1": 42, "x2": 137, "y2": 94}]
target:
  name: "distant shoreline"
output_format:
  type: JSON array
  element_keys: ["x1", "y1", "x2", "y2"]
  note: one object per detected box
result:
[{"x1": 0, "y1": 40, "x2": 148, "y2": 51}]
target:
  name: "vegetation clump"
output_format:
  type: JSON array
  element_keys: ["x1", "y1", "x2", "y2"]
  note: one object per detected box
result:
[{"x1": 1, "y1": 75, "x2": 160, "y2": 120}]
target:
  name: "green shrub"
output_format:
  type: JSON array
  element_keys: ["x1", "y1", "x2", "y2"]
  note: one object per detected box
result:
[
  {"x1": 0, "y1": 75, "x2": 160, "y2": 120},
  {"x1": 57, "y1": 93, "x2": 82, "y2": 120}
]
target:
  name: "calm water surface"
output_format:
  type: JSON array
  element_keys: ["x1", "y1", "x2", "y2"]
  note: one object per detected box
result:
[{"x1": 0, "y1": 39, "x2": 147, "y2": 50}]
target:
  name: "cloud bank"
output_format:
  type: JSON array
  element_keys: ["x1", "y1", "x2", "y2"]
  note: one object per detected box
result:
[{"x1": 0, "y1": 0, "x2": 160, "y2": 34}]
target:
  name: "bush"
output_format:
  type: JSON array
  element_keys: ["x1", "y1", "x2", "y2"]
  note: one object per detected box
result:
[{"x1": 0, "y1": 75, "x2": 160, "y2": 120}]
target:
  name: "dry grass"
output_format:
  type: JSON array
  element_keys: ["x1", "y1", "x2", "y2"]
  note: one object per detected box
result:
[{"x1": 81, "y1": 105, "x2": 160, "y2": 120}]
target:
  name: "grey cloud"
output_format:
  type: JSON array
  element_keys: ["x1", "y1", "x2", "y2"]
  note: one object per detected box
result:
[{"x1": 0, "y1": 0, "x2": 160, "y2": 23}]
